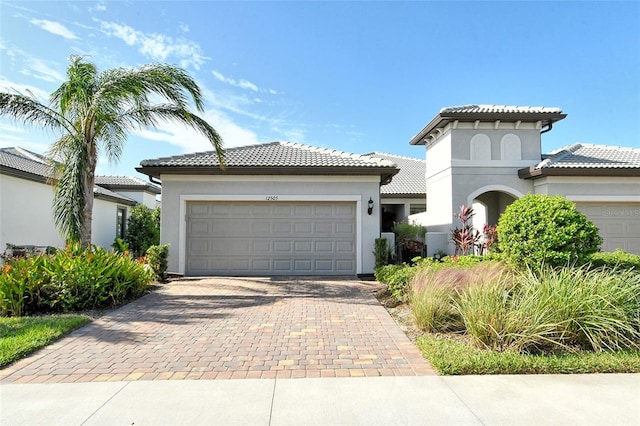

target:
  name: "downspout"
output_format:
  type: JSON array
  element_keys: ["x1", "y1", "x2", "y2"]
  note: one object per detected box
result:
[
  {"x1": 149, "y1": 175, "x2": 162, "y2": 186},
  {"x1": 540, "y1": 122, "x2": 553, "y2": 134}
]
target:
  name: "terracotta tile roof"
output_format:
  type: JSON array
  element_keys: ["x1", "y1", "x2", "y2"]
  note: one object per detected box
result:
[
  {"x1": 363, "y1": 152, "x2": 425, "y2": 196},
  {"x1": 538, "y1": 143, "x2": 640, "y2": 169},
  {"x1": 140, "y1": 141, "x2": 397, "y2": 169}
]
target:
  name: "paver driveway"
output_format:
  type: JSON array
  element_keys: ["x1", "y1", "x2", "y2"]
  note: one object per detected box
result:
[{"x1": 0, "y1": 277, "x2": 435, "y2": 383}]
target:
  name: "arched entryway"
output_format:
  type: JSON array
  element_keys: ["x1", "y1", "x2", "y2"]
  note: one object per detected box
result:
[{"x1": 467, "y1": 185, "x2": 523, "y2": 232}]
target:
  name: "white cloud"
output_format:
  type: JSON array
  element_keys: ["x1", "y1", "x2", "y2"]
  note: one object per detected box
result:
[
  {"x1": 212, "y1": 70, "x2": 260, "y2": 92},
  {"x1": 178, "y1": 23, "x2": 189, "y2": 33},
  {"x1": 99, "y1": 21, "x2": 207, "y2": 70},
  {"x1": 20, "y1": 58, "x2": 64, "y2": 83},
  {"x1": 0, "y1": 77, "x2": 51, "y2": 101},
  {"x1": 200, "y1": 84, "x2": 307, "y2": 144},
  {"x1": 101, "y1": 21, "x2": 137, "y2": 45},
  {"x1": 96, "y1": 2, "x2": 107, "y2": 12},
  {"x1": 131, "y1": 109, "x2": 258, "y2": 153},
  {"x1": 139, "y1": 34, "x2": 171, "y2": 61},
  {"x1": 30, "y1": 19, "x2": 78, "y2": 40}
]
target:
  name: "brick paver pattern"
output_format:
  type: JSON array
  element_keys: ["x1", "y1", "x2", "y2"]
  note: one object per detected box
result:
[{"x1": 0, "y1": 277, "x2": 436, "y2": 383}]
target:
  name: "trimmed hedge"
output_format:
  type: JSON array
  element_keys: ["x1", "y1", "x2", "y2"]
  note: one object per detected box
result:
[{"x1": 497, "y1": 194, "x2": 602, "y2": 268}]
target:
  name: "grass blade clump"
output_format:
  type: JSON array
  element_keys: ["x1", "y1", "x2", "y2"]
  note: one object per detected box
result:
[
  {"x1": 515, "y1": 266, "x2": 640, "y2": 352},
  {"x1": 454, "y1": 264, "x2": 640, "y2": 353},
  {"x1": 410, "y1": 262, "x2": 507, "y2": 333}
]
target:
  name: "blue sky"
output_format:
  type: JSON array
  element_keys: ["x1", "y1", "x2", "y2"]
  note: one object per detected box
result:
[{"x1": 1, "y1": 1, "x2": 639, "y2": 178}]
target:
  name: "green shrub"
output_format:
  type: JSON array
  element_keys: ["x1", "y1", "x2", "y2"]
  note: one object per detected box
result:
[
  {"x1": 373, "y1": 238, "x2": 391, "y2": 269},
  {"x1": 497, "y1": 194, "x2": 602, "y2": 269},
  {"x1": 111, "y1": 237, "x2": 129, "y2": 254},
  {"x1": 392, "y1": 221, "x2": 426, "y2": 246},
  {"x1": 0, "y1": 260, "x2": 33, "y2": 317},
  {"x1": 588, "y1": 250, "x2": 640, "y2": 272},
  {"x1": 146, "y1": 244, "x2": 170, "y2": 282},
  {"x1": 125, "y1": 205, "x2": 160, "y2": 258},
  {"x1": 374, "y1": 264, "x2": 417, "y2": 301},
  {"x1": 0, "y1": 245, "x2": 153, "y2": 316}
]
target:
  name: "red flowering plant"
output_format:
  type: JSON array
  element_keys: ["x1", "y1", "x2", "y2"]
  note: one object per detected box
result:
[{"x1": 451, "y1": 205, "x2": 481, "y2": 255}]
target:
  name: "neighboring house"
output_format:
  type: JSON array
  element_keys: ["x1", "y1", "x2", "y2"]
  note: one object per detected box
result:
[
  {"x1": 95, "y1": 175, "x2": 161, "y2": 209},
  {"x1": 136, "y1": 142, "x2": 398, "y2": 277},
  {"x1": 0, "y1": 147, "x2": 160, "y2": 252},
  {"x1": 362, "y1": 153, "x2": 426, "y2": 231},
  {"x1": 408, "y1": 105, "x2": 640, "y2": 256}
]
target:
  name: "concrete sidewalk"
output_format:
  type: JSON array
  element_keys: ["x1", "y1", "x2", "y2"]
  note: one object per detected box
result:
[{"x1": 2, "y1": 374, "x2": 638, "y2": 425}]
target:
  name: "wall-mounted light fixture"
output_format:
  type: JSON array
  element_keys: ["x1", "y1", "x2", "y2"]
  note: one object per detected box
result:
[{"x1": 367, "y1": 197, "x2": 374, "y2": 215}]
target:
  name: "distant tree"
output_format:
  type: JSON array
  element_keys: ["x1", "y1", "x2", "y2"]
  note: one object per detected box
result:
[
  {"x1": 0, "y1": 56, "x2": 224, "y2": 248},
  {"x1": 125, "y1": 205, "x2": 160, "y2": 258}
]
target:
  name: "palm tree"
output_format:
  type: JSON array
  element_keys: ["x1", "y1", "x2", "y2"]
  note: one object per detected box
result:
[{"x1": 0, "y1": 56, "x2": 224, "y2": 248}]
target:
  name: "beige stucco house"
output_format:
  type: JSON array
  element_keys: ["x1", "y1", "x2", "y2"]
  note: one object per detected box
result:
[
  {"x1": 137, "y1": 142, "x2": 398, "y2": 276},
  {"x1": 136, "y1": 104, "x2": 639, "y2": 277},
  {"x1": 409, "y1": 105, "x2": 640, "y2": 256}
]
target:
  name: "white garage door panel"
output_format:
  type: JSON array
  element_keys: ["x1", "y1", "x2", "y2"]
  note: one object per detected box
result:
[
  {"x1": 186, "y1": 201, "x2": 357, "y2": 275},
  {"x1": 576, "y1": 203, "x2": 640, "y2": 254}
]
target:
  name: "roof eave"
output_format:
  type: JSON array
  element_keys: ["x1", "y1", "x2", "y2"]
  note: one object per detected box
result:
[
  {"x1": 94, "y1": 192, "x2": 137, "y2": 206},
  {"x1": 519, "y1": 166, "x2": 640, "y2": 179},
  {"x1": 98, "y1": 183, "x2": 161, "y2": 194},
  {"x1": 410, "y1": 111, "x2": 568, "y2": 145},
  {"x1": 137, "y1": 165, "x2": 399, "y2": 178},
  {"x1": 0, "y1": 166, "x2": 50, "y2": 184},
  {"x1": 380, "y1": 193, "x2": 426, "y2": 199}
]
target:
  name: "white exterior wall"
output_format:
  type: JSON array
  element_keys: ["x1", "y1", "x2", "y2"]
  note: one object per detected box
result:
[
  {"x1": 92, "y1": 198, "x2": 131, "y2": 249},
  {"x1": 0, "y1": 174, "x2": 65, "y2": 250},
  {"x1": 159, "y1": 174, "x2": 383, "y2": 275},
  {"x1": 424, "y1": 132, "x2": 454, "y2": 231},
  {"x1": 113, "y1": 190, "x2": 158, "y2": 209},
  {"x1": 0, "y1": 173, "x2": 131, "y2": 252},
  {"x1": 532, "y1": 176, "x2": 640, "y2": 199}
]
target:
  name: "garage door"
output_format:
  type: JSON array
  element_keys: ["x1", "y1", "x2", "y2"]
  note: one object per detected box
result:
[
  {"x1": 186, "y1": 201, "x2": 357, "y2": 276},
  {"x1": 576, "y1": 203, "x2": 640, "y2": 254}
]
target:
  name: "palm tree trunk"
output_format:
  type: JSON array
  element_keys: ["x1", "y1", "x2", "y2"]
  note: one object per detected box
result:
[{"x1": 80, "y1": 143, "x2": 97, "y2": 249}]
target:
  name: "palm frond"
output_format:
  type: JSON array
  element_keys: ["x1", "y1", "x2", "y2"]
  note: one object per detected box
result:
[
  {"x1": 98, "y1": 63, "x2": 204, "y2": 112},
  {"x1": 121, "y1": 104, "x2": 225, "y2": 166},
  {"x1": 0, "y1": 92, "x2": 71, "y2": 133},
  {"x1": 51, "y1": 55, "x2": 99, "y2": 117},
  {"x1": 51, "y1": 135, "x2": 87, "y2": 243}
]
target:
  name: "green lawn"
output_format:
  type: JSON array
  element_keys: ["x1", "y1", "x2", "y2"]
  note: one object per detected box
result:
[
  {"x1": 417, "y1": 334, "x2": 640, "y2": 375},
  {"x1": 0, "y1": 315, "x2": 91, "y2": 367}
]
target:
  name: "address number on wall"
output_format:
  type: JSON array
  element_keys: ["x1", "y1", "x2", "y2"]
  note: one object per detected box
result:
[{"x1": 265, "y1": 196, "x2": 279, "y2": 201}]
